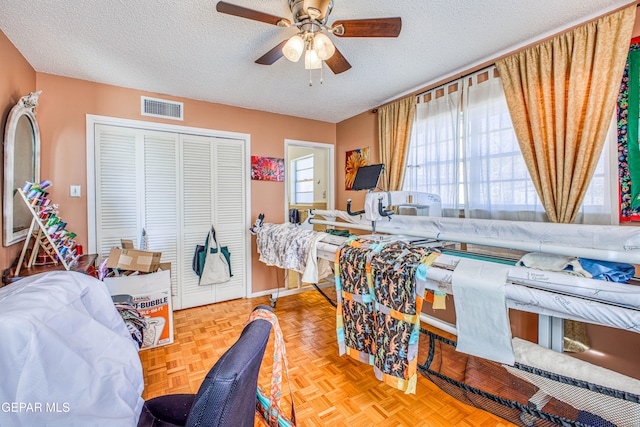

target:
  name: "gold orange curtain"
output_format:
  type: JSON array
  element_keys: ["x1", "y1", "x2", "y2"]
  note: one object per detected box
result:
[
  {"x1": 496, "y1": 5, "x2": 635, "y2": 224},
  {"x1": 377, "y1": 96, "x2": 417, "y2": 191}
]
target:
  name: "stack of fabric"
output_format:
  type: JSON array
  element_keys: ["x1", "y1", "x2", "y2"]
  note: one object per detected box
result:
[{"x1": 112, "y1": 294, "x2": 147, "y2": 348}]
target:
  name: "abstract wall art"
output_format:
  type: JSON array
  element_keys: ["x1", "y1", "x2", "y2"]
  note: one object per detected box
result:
[{"x1": 251, "y1": 156, "x2": 284, "y2": 182}]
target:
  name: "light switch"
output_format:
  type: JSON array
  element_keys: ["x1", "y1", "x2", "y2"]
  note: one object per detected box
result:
[{"x1": 70, "y1": 185, "x2": 81, "y2": 198}]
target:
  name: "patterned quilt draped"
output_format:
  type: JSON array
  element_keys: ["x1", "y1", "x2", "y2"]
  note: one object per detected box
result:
[
  {"x1": 335, "y1": 238, "x2": 430, "y2": 394},
  {"x1": 256, "y1": 223, "x2": 325, "y2": 274}
]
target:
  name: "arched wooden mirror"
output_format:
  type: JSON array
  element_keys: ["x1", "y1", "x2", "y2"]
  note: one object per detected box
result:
[{"x1": 3, "y1": 91, "x2": 41, "y2": 246}]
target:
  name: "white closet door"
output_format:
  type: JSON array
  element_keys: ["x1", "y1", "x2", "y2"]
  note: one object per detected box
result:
[
  {"x1": 142, "y1": 131, "x2": 181, "y2": 307},
  {"x1": 92, "y1": 123, "x2": 247, "y2": 311},
  {"x1": 179, "y1": 135, "x2": 247, "y2": 307},
  {"x1": 94, "y1": 125, "x2": 141, "y2": 256},
  {"x1": 180, "y1": 134, "x2": 215, "y2": 309},
  {"x1": 212, "y1": 138, "x2": 246, "y2": 302}
]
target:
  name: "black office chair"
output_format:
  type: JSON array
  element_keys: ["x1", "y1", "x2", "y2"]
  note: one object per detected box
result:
[{"x1": 137, "y1": 305, "x2": 273, "y2": 427}]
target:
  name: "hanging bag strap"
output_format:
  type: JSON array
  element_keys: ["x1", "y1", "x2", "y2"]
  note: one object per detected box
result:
[
  {"x1": 247, "y1": 308, "x2": 296, "y2": 427},
  {"x1": 206, "y1": 226, "x2": 220, "y2": 252},
  {"x1": 194, "y1": 227, "x2": 217, "y2": 279},
  {"x1": 206, "y1": 225, "x2": 233, "y2": 278}
]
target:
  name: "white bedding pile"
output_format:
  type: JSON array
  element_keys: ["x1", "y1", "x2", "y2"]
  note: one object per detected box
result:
[{"x1": 0, "y1": 271, "x2": 144, "y2": 426}]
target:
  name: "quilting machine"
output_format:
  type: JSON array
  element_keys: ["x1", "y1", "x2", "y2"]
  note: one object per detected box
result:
[
  {"x1": 254, "y1": 162, "x2": 640, "y2": 424},
  {"x1": 254, "y1": 191, "x2": 640, "y2": 424},
  {"x1": 303, "y1": 163, "x2": 640, "y2": 350},
  {"x1": 308, "y1": 209, "x2": 640, "y2": 339},
  {"x1": 303, "y1": 208, "x2": 640, "y2": 426}
]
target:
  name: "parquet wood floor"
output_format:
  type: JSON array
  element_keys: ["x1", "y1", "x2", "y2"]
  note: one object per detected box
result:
[{"x1": 139, "y1": 287, "x2": 515, "y2": 427}]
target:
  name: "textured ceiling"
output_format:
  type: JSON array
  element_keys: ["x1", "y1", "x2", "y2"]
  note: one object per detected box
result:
[{"x1": 0, "y1": 0, "x2": 635, "y2": 123}]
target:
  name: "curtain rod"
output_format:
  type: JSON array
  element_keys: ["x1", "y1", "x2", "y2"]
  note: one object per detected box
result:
[
  {"x1": 372, "y1": 65, "x2": 494, "y2": 113},
  {"x1": 371, "y1": 65, "x2": 492, "y2": 113},
  {"x1": 414, "y1": 65, "x2": 496, "y2": 99}
]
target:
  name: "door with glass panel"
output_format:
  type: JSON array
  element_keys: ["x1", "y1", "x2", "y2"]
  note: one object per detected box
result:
[{"x1": 284, "y1": 140, "x2": 334, "y2": 290}]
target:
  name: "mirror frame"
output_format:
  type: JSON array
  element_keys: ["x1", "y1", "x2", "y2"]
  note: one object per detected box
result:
[{"x1": 3, "y1": 91, "x2": 41, "y2": 246}]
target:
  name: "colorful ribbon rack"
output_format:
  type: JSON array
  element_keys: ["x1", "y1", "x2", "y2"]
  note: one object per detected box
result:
[{"x1": 22, "y1": 180, "x2": 80, "y2": 267}]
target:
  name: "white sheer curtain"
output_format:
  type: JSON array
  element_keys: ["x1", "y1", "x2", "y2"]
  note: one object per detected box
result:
[
  {"x1": 404, "y1": 82, "x2": 462, "y2": 217},
  {"x1": 462, "y1": 69, "x2": 546, "y2": 221},
  {"x1": 404, "y1": 66, "x2": 616, "y2": 225}
]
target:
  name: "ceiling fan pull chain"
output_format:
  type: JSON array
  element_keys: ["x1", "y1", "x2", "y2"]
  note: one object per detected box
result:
[
  {"x1": 309, "y1": 68, "x2": 313, "y2": 86},
  {"x1": 320, "y1": 65, "x2": 324, "y2": 85}
]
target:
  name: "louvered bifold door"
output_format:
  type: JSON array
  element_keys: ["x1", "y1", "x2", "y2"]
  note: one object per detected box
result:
[
  {"x1": 93, "y1": 123, "x2": 248, "y2": 311},
  {"x1": 180, "y1": 134, "x2": 216, "y2": 308},
  {"x1": 211, "y1": 137, "x2": 246, "y2": 302},
  {"x1": 180, "y1": 135, "x2": 246, "y2": 307},
  {"x1": 142, "y1": 131, "x2": 181, "y2": 307},
  {"x1": 94, "y1": 125, "x2": 142, "y2": 257}
]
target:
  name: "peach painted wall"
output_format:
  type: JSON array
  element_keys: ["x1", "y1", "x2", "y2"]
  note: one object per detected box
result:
[
  {"x1": 7, "y1": 70, "x2": 335, "y2": 293},
  {"x1": 633, "y1": 8, "x2": 640, "y2": 38},
  {"x1": 335, "y1": 110, "x2": 378, "y2": 212},
  {"x1": 0, "y1": 26, "x2": 335, "y2": 294},
  {"x1": 0, "y1": 30, "x2": 36, "y2": 270}
]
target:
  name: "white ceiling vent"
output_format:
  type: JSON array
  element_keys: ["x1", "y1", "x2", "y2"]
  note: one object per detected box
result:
[{"x1": 141, "y1": 96, "x2": 183, "y2": 121}]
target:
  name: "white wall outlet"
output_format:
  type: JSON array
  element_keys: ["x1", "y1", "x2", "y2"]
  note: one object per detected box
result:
[{"x1": 70, "y1": 185, "x2": 81, "y2": 198}]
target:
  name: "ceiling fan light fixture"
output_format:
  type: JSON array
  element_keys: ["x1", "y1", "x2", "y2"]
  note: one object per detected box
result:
[
  {"x1": 304, "y1": 49, "x2": 322, "y2": 69},
  {"x1": 216, "y1": 1, "x2": 400, "y2": 75},
  {"x1": 313, "y1": 32, "x2": 335, "y2": 60},
  {"x1": 283, "y1": 35, "x2": 305, "y2": 62}
]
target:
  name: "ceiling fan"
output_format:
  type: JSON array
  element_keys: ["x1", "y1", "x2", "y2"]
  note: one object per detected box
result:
[{"x1": 215, "y1": 0, "x2": 402, "y2": 74}]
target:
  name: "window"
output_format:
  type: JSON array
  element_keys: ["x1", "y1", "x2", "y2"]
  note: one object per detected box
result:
[
  {"x1": 463, "y1": 70, "x2": 545, "y2": 221},
  {"x1": 404, "y1": 81, "x2": 463, "y2": 217},
  {"x1": 404, "y1": 67, "x2": 614, "y2": 224},
  {"x1": 291, "y1": 155, "x2": 314, "y2": 204}
]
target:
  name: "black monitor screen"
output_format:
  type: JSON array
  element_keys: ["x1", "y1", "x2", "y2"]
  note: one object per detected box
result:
[{"x1": 352, "y1": 164, "x2": 384, "y2": 191}]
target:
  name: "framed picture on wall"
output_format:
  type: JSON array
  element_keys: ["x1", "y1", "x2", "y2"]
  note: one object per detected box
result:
[
  {"x1": 251, "y1": 156, "x2": 284, "y2": 182},
  {"x1": 345, "y1": 147, "x2": 369, "y2": 190}
]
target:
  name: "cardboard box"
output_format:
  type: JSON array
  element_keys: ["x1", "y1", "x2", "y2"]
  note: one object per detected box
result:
[
  {"x1": 105, "y1": 269, "x2": 173, "y2": 349},
  {"x1": 106, "y1": 247, "x2": 161, "y2": 273}
]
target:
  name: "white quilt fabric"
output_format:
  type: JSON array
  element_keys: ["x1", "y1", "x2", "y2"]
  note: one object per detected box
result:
[
  {"x1": 310, "y1": 210, "x2": 640, "y2": 264},
  {"x1": 0, "y1": 271, "x2": 144, "y2": 427},
  {"x1": 452, "y1": 258, "x2": 514, "y2": 365}
]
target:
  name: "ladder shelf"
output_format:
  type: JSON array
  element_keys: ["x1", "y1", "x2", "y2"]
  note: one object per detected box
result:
[{"x1": 14, "y1": 185, "x2": 78, "y2": 276}]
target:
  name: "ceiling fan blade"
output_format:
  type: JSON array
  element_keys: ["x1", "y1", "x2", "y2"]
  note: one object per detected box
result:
[
  {"x1": 216, "y1": 1, "x2": 291, "y2": 26},
  {"x1": 255, "y1": 40, "x2": 288, "y2": 65},
  {"x1": 332, "y1": 17, "x2": 402, "y2": 37},
  {"x1": 325, "y1": 47, "x2": 351, "y2": 74}
]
